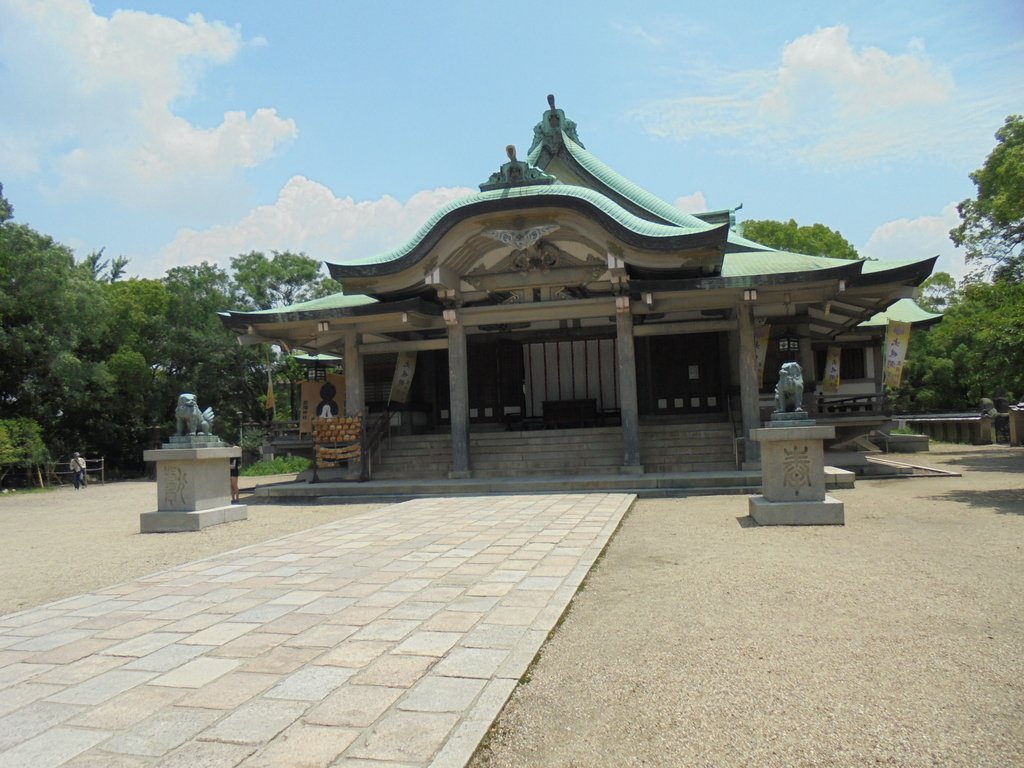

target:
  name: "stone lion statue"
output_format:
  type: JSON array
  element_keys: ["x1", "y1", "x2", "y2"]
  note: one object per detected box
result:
[
  {"x1": 774, "y1": 362, "x2": 805, "y2": 413},
  {"x1": 175, "y1": 393, "x2": 215, "y2": 436}
]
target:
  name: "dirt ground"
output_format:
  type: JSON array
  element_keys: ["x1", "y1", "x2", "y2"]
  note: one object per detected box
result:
[
  {"x1": 1, "y1": 445, "x2": 1021, "y2": 767},
  {"x1": 469, "y1": 444, "x2": 1024, "y2": 768}
]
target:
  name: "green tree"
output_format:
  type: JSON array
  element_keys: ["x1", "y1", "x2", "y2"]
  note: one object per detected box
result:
[
  {"x1": 895, "y1": 280, "x2": 1024, "y2": 410},
  {"x1": 951, "y1": 115, "x2": 1024, "y2": 283},
  {"x1": 157, "y1": 264, "x2": 264, "y2": 433},
  {"x1": 0, "y1": 418, "x2": 47, "y2": 486},
  {"x1": 740, "y1": 218, "x2": 860, "y2": 260},
  {"x1": 917, "y1": 272, "x2": 958, "y2": 313},
  {"x1": 0, "y1": 203, "x2": 111, "y2": 458},
  {"x1": 231, "y1": 250, "x2": 340, "y2": 310},
  {"x1": 0, "y1": 182, "x2": 12, "y2": 223}
]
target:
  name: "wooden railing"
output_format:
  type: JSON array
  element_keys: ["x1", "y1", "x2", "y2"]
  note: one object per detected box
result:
[
  {"x1": 50, "y1": 457, "x2": 105, "y2": 486},
  {"x1": 360, "y1": 409, "x2": 395, "y2": 481},
  {"x1": 817, "y1": 391, "x2": 886, "y2": 416}
]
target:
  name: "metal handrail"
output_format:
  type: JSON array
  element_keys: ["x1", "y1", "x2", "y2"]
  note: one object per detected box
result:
[{"x1": 360, "y1": 409, "x2": 394, "y2": 481}]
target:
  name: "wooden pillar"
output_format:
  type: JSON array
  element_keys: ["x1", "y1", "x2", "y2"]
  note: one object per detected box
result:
[
  {"x1": 737, "y1": 304, "x2": 762, "y2": 463},
  {"x1": 344, "y1": 330, "x2": 365, "y2": 479},
  {"x1": 798, "y1": 334, "x2": 816, "y2": 414},
  {"x1": 446, "y1": 313, "x2": 471, "y2": 477},
  {"x1": 344, "y1": 331, "x2": 364, "y2": 417},
  {"x1": 615, "y1": 301, "x2": 642, "y2": 471}
]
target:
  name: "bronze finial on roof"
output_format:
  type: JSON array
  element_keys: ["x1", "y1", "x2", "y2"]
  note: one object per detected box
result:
[
  {"x1": 479, "y1": 143, "x2": 557, "y2": 191},
  {"x1": 529, "y1": 94, "x2": 583, "y2": 155}
]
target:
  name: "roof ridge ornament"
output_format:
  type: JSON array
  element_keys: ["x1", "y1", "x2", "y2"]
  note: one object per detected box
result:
[
  {"x1": 479, "y1": 143, "x2": 557, "y2": 191},
  {"x1": 528, "y1": 93, "x2": 584, "y2": 155}
]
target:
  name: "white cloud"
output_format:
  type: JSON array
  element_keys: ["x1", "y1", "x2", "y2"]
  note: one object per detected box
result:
[
  {"x1": 674, "y1": 192, "x2": 708, "y2": 213},
  {"x1": 610, "y1": 21, "x2": 664, "y2": 48},
  {"x1": 860, "y1": 202, "x2": 967, "y2": 282},
  {"x1": 0, "y1": 0, "x2": 295, "y2": 210},
  {"x1": 631, "y1": 25, "x2": 961, "y2": 168},
  {"x1": 155, "y1": 176, "x2": 475, "y2": 277}
]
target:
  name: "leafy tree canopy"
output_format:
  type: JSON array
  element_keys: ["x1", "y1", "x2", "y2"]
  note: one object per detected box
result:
[
  {"x1": 231, "y1": 250, "x2": 341, "y2": 310},
  {"x1": 740, "y1": 218, "x2": 860, "y2": 260},
  {"x1": 951, "y1": 114, "x2": 1024, "y2": 283},
  {"x1": 0, "y1": 418, "x2": 47, "y2": 475},
  {"x1": 895, "y1": 280, "x2": 1024, "y2": 411},
  {"x1": 917, "y1": 272, "x2": 958, "y2": 313},
  {"x1": 0, "y1": 183, "x2": 12, "y2": 223}
]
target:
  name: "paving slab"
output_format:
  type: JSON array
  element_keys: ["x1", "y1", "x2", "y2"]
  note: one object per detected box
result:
[{"x1": 0, "y1": 493, "x2": 633, "y2": 766}]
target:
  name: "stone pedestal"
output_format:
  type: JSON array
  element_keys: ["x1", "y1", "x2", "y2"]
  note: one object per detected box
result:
[
  {"x1": 748, "y1": 423, "x2": 844, "y2": 525},
  {"x1": 141, "y1": 442, "x2": 247, "y2": 533}
]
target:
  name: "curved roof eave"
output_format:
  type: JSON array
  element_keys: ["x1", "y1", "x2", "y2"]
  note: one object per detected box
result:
[
  {"x1": 857, "y1": 255, "x2": 938, "y2": 287},
  {"x1": 630, "y1": 259, "x2": 863, "y2": 293},
  {"x1": 219, "y1": 296, "x2": 437, "y2": 332},
  {"x1": 326, "y1": 185, "x2": 727, "y2": 280}
]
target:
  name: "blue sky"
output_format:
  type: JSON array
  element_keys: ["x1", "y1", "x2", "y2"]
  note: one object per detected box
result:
[{"x1": 2, "y1": 1, "x2": 1022, "y2": 283}]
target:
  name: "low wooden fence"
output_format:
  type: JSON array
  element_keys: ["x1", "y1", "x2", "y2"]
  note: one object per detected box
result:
[{"x1": 49, "y1": 457, "x2": 106, "y2": 486}]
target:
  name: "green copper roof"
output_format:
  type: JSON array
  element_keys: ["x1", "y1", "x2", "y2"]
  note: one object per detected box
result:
[
  {"x1": 556, "y1": 136, "x2": 712, "y2": 229},
  {"x1": 725, "y1": 231, "x2": 775, "y2": 252},
  {"x1": 340, "y1": 184, "x2": 720, "y2": 268},
  {"x1": 720, "y1": 251, "x2": 859, "y2": 277},
  {"x1": 861, "y1": 298, "x2": 943, "y2": 327},
  {"x1": 233, "y1": 292, "x2": 378, "y2": 316},
  {"x1": 860, "y1": 258, "x2": 928, "y2": 274}
]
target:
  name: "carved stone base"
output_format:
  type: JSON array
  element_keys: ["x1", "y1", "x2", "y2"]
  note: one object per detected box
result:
[
  {"x1": 141, "y1": 446, "x2": 243, "y2": 533},
  {"x1": 750, "y1": 425, "x2": 835, "y2": 503},
  {"x1": 140, "y1": 504, "x2": 248, "y2": 533},
  {"x1": 748, "y1": 495, "x2": 845, "y2": 526},
  {"x1": 749, "y1": 424, "x2": 844, "y2": 527}
]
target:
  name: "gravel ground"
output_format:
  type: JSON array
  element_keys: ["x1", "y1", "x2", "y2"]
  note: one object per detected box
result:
[
  {"x1": 470, "y1": 444, "x2": 1024, "y2": 768},
  {"x1": 0, "y1": 475, "x2": 384, "y2": 616}
]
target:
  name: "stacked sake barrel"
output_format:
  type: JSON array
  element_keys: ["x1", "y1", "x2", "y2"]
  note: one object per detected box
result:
[{"x1": 313, "y1": 415, "x2": 362, "y2": 467}]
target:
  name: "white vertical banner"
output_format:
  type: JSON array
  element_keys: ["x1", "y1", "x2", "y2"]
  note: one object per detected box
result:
[
  {"x1": 823, "y1": 346, "x2": 842, "y2": 393},
  {"x1": 883, "y1": 321, "x2": 912, "y2": 388},
  {"x1": 388, "y1": 351, "x2": 417, "y2": 405},
  {"x1": 754, "y1": 322, "x2": 771, "y2": 386}
]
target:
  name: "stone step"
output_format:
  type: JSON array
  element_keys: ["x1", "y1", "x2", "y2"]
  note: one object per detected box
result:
[
  {"x1": 260, "y1": 470, "x2": 763, "y2": 503},
  {"x1": 366, "y1": 421, "x2": 738, "y2": 480}
]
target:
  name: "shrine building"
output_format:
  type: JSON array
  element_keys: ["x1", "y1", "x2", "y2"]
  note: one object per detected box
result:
[{"x1": 220, "y1": 96, "x2": 939, "y2": 480}]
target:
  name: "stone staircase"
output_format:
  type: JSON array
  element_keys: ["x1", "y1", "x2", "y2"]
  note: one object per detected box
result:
[
  {"x1": 252, "y1": 420, "x2": 861, "y2": 504},
  {"x1": 366, "y1": 421, "x2": 738, "y2": 480}
]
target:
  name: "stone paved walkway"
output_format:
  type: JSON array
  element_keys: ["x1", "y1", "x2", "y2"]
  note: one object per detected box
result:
[{"x1": 0, "y1": 493, "x2": 633, "y2": 768}]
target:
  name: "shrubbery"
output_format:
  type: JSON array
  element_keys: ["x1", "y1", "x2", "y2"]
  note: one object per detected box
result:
[{"x1": 241, "y1": 455, "x2": 311, "y2": 476}]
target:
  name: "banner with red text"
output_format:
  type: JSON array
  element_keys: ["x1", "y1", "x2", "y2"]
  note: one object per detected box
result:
[
  {"x1": 883, "y1": 321, "x2": 912, "y2": 388},
  {"x1": 823, "y1": 346, "x2": 842, "y2": 393}
]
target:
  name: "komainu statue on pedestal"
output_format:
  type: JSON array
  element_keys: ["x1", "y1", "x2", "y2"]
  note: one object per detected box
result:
[
  {"x1": 774, "y1": 362, "x2": 805, "y2": 414},
  {"x1": 175, "y1": 393, "x2": 216, "y2": 436}
]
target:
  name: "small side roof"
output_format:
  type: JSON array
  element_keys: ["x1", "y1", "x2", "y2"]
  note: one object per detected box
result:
[{"x1": 861, "y1": 298, "x2": 943, "y2": 328}]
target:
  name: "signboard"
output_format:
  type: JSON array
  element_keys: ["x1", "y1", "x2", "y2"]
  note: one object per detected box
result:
[{"x1": 299, "y1": 373, "x2": 346, "y2": 435}]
